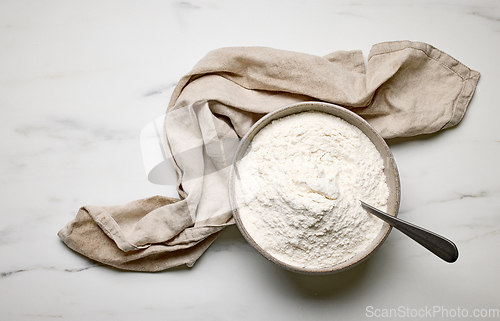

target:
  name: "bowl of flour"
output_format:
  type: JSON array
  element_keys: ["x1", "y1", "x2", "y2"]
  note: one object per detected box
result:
[{"x1": 229, "y1": 101, "x2": 400, "y2": 274}]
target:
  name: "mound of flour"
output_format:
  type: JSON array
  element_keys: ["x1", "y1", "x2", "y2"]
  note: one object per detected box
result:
[{"x1": 234, "y1": 111, "x2": 389, "y2": 269}]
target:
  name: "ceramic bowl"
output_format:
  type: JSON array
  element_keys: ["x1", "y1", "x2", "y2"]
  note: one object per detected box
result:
[{"x1": 228, "y1": 101, "x2": 400, "y2": 274}]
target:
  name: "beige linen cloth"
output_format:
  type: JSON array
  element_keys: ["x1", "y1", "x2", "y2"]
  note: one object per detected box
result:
[{"x1": 58, "y1": 41, "x2": 479, "y2": 271}]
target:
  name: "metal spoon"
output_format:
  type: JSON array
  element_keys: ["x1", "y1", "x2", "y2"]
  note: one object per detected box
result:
[{"x1": 360, "y1": 201, "x2": 459, "y2": 263}]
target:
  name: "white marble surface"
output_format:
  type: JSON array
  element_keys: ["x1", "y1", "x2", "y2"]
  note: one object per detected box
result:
[{"x1": 1, "y1": 0, "x2": 499, "y2": 320}]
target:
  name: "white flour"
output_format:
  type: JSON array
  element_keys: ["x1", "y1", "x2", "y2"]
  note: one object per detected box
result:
[{"x1": 234, "y1": 111, "x2": 389, "y2": 269}]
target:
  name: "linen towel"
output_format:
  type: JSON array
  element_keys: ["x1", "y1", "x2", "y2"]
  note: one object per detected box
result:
[{"x1": 58, "y1": 41, "x2": 479, "y2": 271}]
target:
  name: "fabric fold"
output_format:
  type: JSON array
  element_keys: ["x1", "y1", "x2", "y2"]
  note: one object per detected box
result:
[{"x1": 58, "y1": 41, "x2": 479, "y2": 271}]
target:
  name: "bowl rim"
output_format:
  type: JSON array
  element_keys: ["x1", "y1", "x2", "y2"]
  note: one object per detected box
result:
[{"x1": 228, "y1": 101, "x2": 401, "y2": 274}]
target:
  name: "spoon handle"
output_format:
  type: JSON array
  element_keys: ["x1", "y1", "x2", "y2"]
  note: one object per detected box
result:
[{"x1": 360, "y1": 201, "x2": 459, "y2": 263}]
